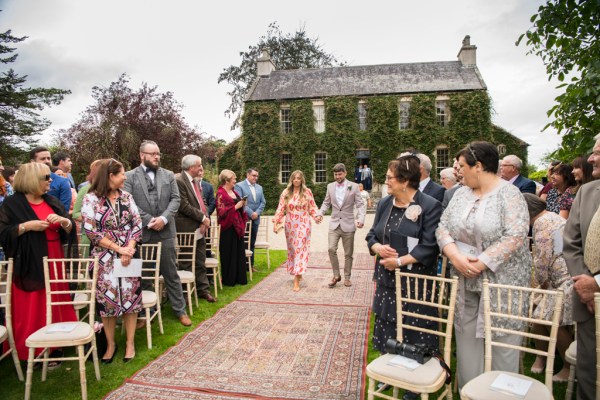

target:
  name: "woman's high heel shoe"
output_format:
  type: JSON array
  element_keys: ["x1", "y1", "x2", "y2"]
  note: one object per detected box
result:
[{"x1": 101, "y1": 345, "x2": 118, "y2": 364}]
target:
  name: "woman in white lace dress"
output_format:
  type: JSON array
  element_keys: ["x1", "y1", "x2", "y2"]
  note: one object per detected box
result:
[{"x1": 436, "y1": 141, "x2": 532, "y2": 389}]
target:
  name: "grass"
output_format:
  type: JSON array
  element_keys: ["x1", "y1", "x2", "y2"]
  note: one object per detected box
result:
[{"x1": 2, "y1": 250, "x2": 572, "y2": 399}]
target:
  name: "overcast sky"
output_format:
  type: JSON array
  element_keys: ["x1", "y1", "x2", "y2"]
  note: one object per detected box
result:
[{"x1": 1, "y1": 0, "x2": 562, "y2": 167}]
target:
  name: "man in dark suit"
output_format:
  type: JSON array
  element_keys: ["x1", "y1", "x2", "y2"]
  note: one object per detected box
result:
[
  {"x1": 416, "y1": 153, "x2": 445, "y2": 202},
  {"x1": 500, "y1": 155, "x2": 536, "y2": 194},
  {"x1": 124, "y1": 140, "x2": 191, "y2": 327},
  {"x1": 198, "y1": 163, "x2": 216, "y2": 258},
  {"x1": 563, "y1": 134, "x2": 600, "y2": 400},
  {"x1": 29, "y1": 146, "x2": 72, "y2": 212},
  {"x1": 235, "y1": 168, "x2": 266, "y2": 270},
  {"x1": 175, "y1": 155, "x2": 215, "y2": 303}
]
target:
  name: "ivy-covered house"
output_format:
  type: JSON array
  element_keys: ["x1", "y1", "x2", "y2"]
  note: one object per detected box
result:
[{"x1": 219, "y1": 36, "x2": 528, "y2": 208}]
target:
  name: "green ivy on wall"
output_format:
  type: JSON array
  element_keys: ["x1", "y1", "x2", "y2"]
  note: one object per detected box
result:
[{"x1": 218, "y1": 90, "x2": 529, "y2": 209}]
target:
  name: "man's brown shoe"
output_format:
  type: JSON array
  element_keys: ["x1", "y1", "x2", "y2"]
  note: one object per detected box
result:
[
  {"x1": 344, "y1": 279, "x2": 352, "y2": 287},
  {"x1": 200, "y1": 293, "x2": 217, "y2": 303},
  {"x1": 328, "y1": 276, "x2": 342, "y2": 288},
  {"x1": 179, "y1": 315, "x2": 192, "y2": 327}
]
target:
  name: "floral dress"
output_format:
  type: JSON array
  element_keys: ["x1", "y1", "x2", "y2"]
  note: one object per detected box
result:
[
  {"x1": 558, "y1": 187, "x2": 576, "y2": 215},
  {"x1": 82, "y1": 190, "x2": 143, "y2": 317},
  {"x1": 532, "y1": 212, "x2": 573, "y2": 325},
  {"x1": 273, "y1": 188, "x2": 319, "y2": 276}
]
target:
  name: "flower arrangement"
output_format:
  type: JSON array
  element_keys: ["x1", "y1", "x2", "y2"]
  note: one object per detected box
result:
[{"x1": 405, "y1": 205, "x2": 422, "y2": 222}]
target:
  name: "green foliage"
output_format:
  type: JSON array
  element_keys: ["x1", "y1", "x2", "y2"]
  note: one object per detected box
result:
[
  {"x1": 517, "y1": 0, "x2": 600, "y2": 160},
  {"x1": 529, "y1": 168, "x2": 547, "y2": 182},
  {"x1": 0, "y1": 28, "x2": 70, "y2": 159},
  {"x1": 218, "y1": 22, "x2": 344, "y2": 130}
]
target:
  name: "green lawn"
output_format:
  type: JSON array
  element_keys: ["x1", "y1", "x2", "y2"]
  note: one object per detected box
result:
[{"x1": 1, "y1": 251, "x2": 572, "y2": 399}]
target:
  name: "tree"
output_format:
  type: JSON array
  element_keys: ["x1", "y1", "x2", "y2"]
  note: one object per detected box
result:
[
  {"x1": 517, "y1": 0, "x2": 600, "y2": 160},
  {"x1": 58, "y1": 74, "x2": 208, "y2": 178},
  {"x1": 218, "y1": 22, "x2": 344, "y2": 130},
  {"x1": 0, "y1": 28, "x2": 70, "y2": 160}
]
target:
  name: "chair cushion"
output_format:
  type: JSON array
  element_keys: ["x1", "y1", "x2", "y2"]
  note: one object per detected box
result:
[
  {"x1": 254, "y1": 241, "x2": 270, "y2": 249},
  {"x1": 73, "y1": 292, "x2": 89, "y2": 310},
  {"x1": 142, "y1": 290, "x2": 157, "y2": 307},
  {"x1": 177, "y1": 270, "x2": 194, "y2": 283},
  {"x1": 205, "y1": 258, "x2": 218, "y2": 267},
  {"x1": 366, "y1": 353, "x2": 445, "y2": 388},
  {"x1": 0, "y1": 325, "x2": 7, "y2": 342},
  {"x1": 26, "y1": 322, "x2": 93, "y2": 347},
  {"x1": 461, "y1": 371, "x2": 551, "y2": 400},
  {"x1": 565, "y1": 340, "x2": 577, "y2": 364},
  {"x1": 245, "y1": 250, "x2": 253, "y2": 256}
]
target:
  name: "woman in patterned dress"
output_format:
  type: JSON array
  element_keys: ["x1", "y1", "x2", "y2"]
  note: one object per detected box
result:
[
  {"x1": 547, "y1": 163, "x2": 576, "y2": 216},
  {"x1": 82, "y1": 159, "x2": 142, "y2": 363},
  {"x1": 436, "y1": 141, "x2": 532, "y2": 390},
  {"x1": 273, "y1": 170, "x2": 320, "y2": 292},
  {"x1": 523, "y1": 193, "x2": 574, "y2": 381}
]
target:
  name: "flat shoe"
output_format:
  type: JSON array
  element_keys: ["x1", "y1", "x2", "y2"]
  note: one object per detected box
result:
[
  {"x1": 530, "y1": 365, "x2": 545, "y2": 374},
  {"x1": 553, "y1": 373, "x2": 569, "y2": 382}
]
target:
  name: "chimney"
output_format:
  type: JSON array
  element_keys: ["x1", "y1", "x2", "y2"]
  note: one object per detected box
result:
[
  {"x1": 457, "y1": 35, "x2": 477, "y2": 66},
  {"x1": 256, "y1": 50, "x2": 275, "y2": 77}
]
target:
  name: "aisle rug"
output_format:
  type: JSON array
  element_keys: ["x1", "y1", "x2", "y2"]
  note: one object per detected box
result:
[
  {"x1": 307, "y1": 251, "x2": 375, "y2": 270},
  {"x1": 239, "y1": 267, "x2": 374, "y2": 307},
  {"x1": 105, "y1": 382, "x2": 255, "y2": 400},
  {"x1": 128, "y1": 301, "x2": 369, "y2": 399}
]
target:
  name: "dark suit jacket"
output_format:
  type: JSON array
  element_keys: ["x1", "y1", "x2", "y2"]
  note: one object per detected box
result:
[
  {"x1": 513, "y1": 175, "x2": 537, "y2": 194},
  {"x1": 422, "y1": 179, "x2": 445, "y2": 203},
  {"x1": 124, "y1": 166, "x2": 180, "y2": 242},
  {"x1": 200, "y1": 180, "x2": 215, "y2": 215},
  {"x1": 175, "y1": 171, "x2": 208, "y2": 233},
  {"x1": 564, "y1": 180, "x2": 600, "y2": 322},
  {"x1": 442, "y1": 184, "x2": 462, "y2": 209}
]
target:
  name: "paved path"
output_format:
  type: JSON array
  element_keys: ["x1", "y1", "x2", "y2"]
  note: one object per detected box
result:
[{"x1": 264, "y1": 214, "x2": 375, "y2": 254}]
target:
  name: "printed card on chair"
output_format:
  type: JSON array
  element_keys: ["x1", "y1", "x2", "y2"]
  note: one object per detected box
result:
[
  {"x1": 489, "y1": 373, "x2": 532, "y2": 398},
  {"x1": 113, "y1": 258, "x2": 142, "y2": 278},
  {"x1": 386, "y1": 354, "x2": 422, "y2": 370},
  {"x1": 46, "y1": 322, "x2": 77, "y2": 333}
]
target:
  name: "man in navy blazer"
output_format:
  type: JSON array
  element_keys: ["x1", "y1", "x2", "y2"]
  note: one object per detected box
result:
[
  {"x1": 234, "y1": 168, "x2": 266, "y2": 269},
  {"x1": 500, "y1": 155, "x2": 536, "y2": 194},
  {"x1": 416, "y1": 153, "x2": 445, "y2": 203},
  {"x1": 29, "y1": 146, "x2": 72, "y2": 212}
]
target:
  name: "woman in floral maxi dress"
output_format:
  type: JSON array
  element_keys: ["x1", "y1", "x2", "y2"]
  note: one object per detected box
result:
[{"x1": 273, "y1": 170, "x2": 320, "y2": 292}]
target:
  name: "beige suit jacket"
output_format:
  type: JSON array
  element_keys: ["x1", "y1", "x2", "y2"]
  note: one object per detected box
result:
[
  {"x1": 564, "y1": 180, "x2": 600, "y2": 322},
  {"x1": 318, "y1": 180, "x2": 365, "y2": 232}
]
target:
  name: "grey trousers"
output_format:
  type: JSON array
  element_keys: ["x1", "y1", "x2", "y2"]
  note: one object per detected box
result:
[
  {"x1": 178, "y1": 237, "x2": 210, "y2": 296},
  {"x1": 328, "y1": 226, "x2": 355, "y2": 279},
  {"x1": 576, "y1": 316, "x2": 596, "y2": 400},
  {"x1": 456, "y1": 289, "x2": 521, "y2": 389}
]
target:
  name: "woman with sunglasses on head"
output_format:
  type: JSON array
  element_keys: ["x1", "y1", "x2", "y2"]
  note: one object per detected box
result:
[
  {"x1": 436, "y1": 141, "x2": 531, "y2": 390},
  {"x1": 0, "y1": 162, "x2": 77, "y2": 362}
]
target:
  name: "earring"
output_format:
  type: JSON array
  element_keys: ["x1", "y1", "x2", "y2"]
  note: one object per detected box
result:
[{"x1": 402, "y1": 186, "x2": 407, "y2": 192}]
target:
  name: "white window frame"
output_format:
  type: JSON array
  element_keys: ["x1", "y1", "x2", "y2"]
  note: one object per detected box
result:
[
  {"x1": 435, "y1": 146, "x2": 450, "y2": 180},
  {"x1": 399, "y1": 98, "x2": 411, "y2": 130},
  {"x1": 280, "y1": 105, "x2": 291, "y2": 134},
  {"x1": 497, "y1": 144, "x2": 507, "y2": 156},
  {"x1": 280, "y1": 153, "x2": 292, "y2": 184},
  {"x1": 358, "y1": 100, "x2": 367, "y2": 131},
  {"x1": 314, "y1": 152, "x2": 327, "y2": 183},
  {"x1": 313, "y1": 100, "x2": 325, "y2": 133}
]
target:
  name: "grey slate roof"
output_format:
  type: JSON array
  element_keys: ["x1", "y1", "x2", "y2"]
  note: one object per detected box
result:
[{"x1": 245, "y1": 61, "x2": 487, "y2": 102}]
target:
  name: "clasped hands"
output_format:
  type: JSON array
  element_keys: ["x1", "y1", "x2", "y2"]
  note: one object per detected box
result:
[
  {"x1": 26, "y1": 214, "x2": 70, "y2": 231},
  {"x1": 147, "y1": 217, "x2": 165, "y2": 231},
  {"x1": 450, "y1": 253, "x2": 485, "y2": 279},
  {"x1": 116, "y1": 245, "x2": 136, "y2": 266},
  {"x1": 377, "y1": 244, "x2": 399, "y2": 271}
]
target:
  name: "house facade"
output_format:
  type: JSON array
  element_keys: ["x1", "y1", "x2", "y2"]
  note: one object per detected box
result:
[{"x1": 219, "y1": 36, "x2": 528, "y2": 208}]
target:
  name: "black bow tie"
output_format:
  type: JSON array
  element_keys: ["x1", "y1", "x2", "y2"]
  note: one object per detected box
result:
[{"x1": 145, "y1": 167, "x2": 157, "y2": 174}]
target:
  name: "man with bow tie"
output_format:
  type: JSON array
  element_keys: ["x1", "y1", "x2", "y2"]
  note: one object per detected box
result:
[
  {"x1": 124, "y1": 140, "x2": 192, "y2": 327},
  {"x1": 175, "y1": 155, "x2": 215, "y2": 303},
  {"x1": 235, "y1": 167, "x2": 266, "y2": 271},
  {"x1": 317, "y1": 163, "x2": 365, "y2": 288}
]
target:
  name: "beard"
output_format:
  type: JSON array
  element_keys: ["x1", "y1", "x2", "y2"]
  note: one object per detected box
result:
[{"x1": 143, "y1": 158, "x2": 159, "y2": 170}]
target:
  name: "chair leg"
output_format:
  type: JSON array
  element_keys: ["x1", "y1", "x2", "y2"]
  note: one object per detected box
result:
[
  {"x1": 248, "y1": 257, "x2": 253, "y2": 281},
  {"x1": 25, "y1": 348, "x2": 35, "y2": 400},
  {"x1": 91, "y1": 336, "x2": 101, "y2": 381},
  {"x1": 368, "y1": 378, "x2": 375, "y2": 400},
  {"x1": 41, "y1": 348, "x2": 49, "y2": 382},
  {"x1": 11, "y1": 346, "x2": 24, "y2": 381},
  {"x1": 157, "y1": 305, "x2": 164, "y2": 334},
  {"x1": 266, "y1": 250, "x2": 270, "y2": 269},
  {"x1": 566, "y1": 363, "x2": 576, "y2": 400},
  {"x1": 186, "y1": 282, "x2": 193, "y2": 316},
  {"x1": 77, "y1": 345, "x2": 88, "y2": 400},
  {"x1": 193, "y1": 284, "x2": 199, "y2": 308},
  {"x1": 145, "y1": 308, "x2": 152, "y2": 349}
]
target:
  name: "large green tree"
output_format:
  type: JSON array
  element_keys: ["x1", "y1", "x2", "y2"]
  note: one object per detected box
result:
[
  {"x1": 0, "y1": 29, "x2": 70, "y2": 161},
  {"x1": 218, "y1": 22, "x2": 344, "y2": 130},
  {"x1": 57, "y1": 74, "x2": 210, "y2": 180},
  {"x1": 518, "y1": 0, "x2": 600, "y2": 160}
]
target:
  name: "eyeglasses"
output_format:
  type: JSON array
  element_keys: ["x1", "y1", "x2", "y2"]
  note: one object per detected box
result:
[
  {"x1": 40, "y1": 174, "x2": 51, "y2": 181},
  {"x1": 142, "y1": 152, "x2": 161, "y2": 157},
  {"x1": 385, "y1": 175, "x2": 396, "y2": 181},
  {"x1": 499, "y1": 163, "x2": 514, "y2": 168}
]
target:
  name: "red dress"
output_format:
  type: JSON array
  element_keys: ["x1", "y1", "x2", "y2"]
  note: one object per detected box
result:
[{"x1": 11, "y1": 201, "x2": 77, "y2": 360}]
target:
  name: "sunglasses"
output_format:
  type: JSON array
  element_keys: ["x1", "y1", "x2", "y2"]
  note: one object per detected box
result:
[{"x1": 40, "y1": 174, "x2": 51, "y2": 181}]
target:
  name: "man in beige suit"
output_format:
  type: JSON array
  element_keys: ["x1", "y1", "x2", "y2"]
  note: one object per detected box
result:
[
  {"x1": 564, "y1": 133, "x2": 600, "y2": 400},
  {"x1": 317, "y1": 163, "x2": 365, "y2": 288}
]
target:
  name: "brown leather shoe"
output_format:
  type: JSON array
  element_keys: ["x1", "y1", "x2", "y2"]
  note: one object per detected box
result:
[
  {"x1": 200, "y1": 292, "x2": 217, "y2": 303},
  {"x1": 179, "y1": 315, "x2": 192, "y2": 327},
  {"x1": 344, "y1": 279, "x2": 352, "y2": 287},
  {"x1": 328, "y1": 276, "x2": 342, "y2": 288}
]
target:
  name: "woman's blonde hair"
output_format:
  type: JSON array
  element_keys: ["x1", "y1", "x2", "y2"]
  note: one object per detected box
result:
[
  {"x1": 13, "y1": 163, "x2": 50, "y2": 195},
  {"x1": 218, "y1": 169, "x2": 236, "y2": 186},
  {"x1": 284, "y1": 170, "x2": 307, "y2": 204}
]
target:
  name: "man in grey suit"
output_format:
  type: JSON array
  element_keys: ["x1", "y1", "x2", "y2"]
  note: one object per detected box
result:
[
  {"x1": 317, "y1": 163, "x2": 365, "y2": 288},
  {"x1": 234, "y1": 168, "x2": 266, "y2": 270},
  {"x1": 124, "y1": 140, "x2": 192, "y2": 327},
  {"x1": 563, "y1": 134, "x2": 600, "y2": 400}
]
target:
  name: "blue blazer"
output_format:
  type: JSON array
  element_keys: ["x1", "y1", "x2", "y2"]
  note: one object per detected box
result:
[
  {"x1": 422, "y1": 179, "x2": 445, "y2": 203},
  {"x1": 513, "y1": 175, "x2": 537, "y2": 194},
  {"x1": 234, "y1": 180, "x2": 266, "y2": 223},
  {"x1": 200, "y1": 180, "x2": 216, "y2": 215},
  {"x1": 48, "y1": 173, "x2": 72, "y2": 212}
]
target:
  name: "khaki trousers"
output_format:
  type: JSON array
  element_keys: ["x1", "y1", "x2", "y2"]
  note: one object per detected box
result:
[{"x1": 328, "y1": 226, "x2": 355, "y2": 279}]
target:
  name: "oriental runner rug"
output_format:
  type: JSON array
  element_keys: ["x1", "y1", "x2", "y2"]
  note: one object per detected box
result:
[{"x1": 105, "y1": 253, "x2": 373, "y2": 400}]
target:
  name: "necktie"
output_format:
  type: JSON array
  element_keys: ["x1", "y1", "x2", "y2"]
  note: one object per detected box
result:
[
  {"x1": 193, "y1": 180, "x2": 207, "y2": 214},
  {"x1": 584, "y1": 205, "x2": 600, "y2": 274}
]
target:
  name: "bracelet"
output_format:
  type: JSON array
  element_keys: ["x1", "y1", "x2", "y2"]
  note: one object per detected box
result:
[
  {"x1": 19, "y1": 223, "x2": 26, "y2": 234},
  {"x1": 397, "y1": 257, "x2": 402, "y2": 268},
  {"x1": 61, "y1": 219, "x2": 72, "y2": 229}
]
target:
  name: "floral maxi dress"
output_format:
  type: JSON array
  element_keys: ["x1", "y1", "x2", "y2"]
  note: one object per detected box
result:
[{"x1": 273, "y1": 188, "x2": 319, "y2": 276}]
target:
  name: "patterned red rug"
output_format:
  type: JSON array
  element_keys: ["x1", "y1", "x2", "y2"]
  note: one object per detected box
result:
[{"x1": 105, "y1": 382, "x2": 255, "y2": 399}]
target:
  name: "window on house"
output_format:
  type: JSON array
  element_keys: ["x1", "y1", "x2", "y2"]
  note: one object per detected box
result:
[
  {"x1": 313, "y1": 101, "x2": 325, "y2": 133},
  {"x1": 314, "y1": 152, "x2": 327, "y2": 183},
  {"x1": 435, "y1": 101, "x2": 448, "y2": 127},
  {"x1": 280, "y1": 106, "x2": 291, "y2": 134},
  {"x1": 280, "y1": 153, "x2": 292, "y2": 184},
  {"x1": 399, "y1": 101, "x2": 411, "y2": 130},
  {"x1": 497, "y1": 144, "x2": 507, "y2": 156},
  {"x1": 358, "y1": 101, "x2": 367, "y2": 131},
  {"x1": 435, "y1": 147, "x2": 450, "y2": 179}
]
